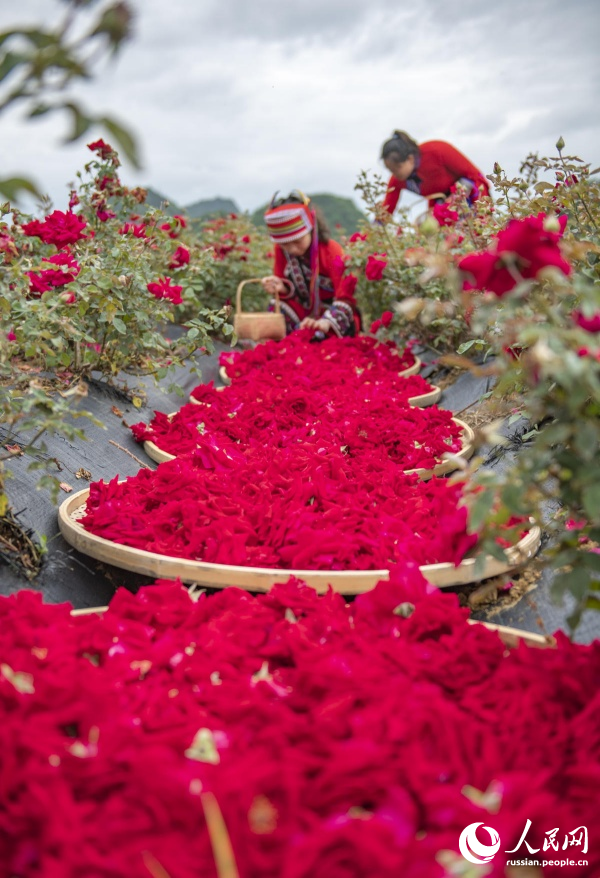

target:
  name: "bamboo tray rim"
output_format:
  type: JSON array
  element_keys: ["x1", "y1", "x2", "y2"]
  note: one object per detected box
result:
[
  {"x1": 58, "y1": 487, "x2": 541, "y2": 594},
  {"x1": 68, "y1": 605, "x2": 553, "y2": 649},
  {"x1": 142, "y1": 415, "x2": 474, "y2": 477}
]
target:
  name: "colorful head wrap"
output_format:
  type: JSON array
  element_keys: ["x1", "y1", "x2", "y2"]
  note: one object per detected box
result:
[
  {"x1": 263, "y1": 192, "x2": 315, "y2": 244},
  {"x1": 263, "y1": 191, "x2": 321, "y2": 316}
]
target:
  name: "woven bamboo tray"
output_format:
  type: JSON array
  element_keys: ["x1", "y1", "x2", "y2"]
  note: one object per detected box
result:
[
  {"x1": 69, "y1": 604, "x2": 554, "y2": 649},
  {"x1": 218, "y1": 355, "x2": 423, "y2": 388},
  {"x1": 142, "y1": 415, "x2": 474, "y2": 477},
  {"x1": 58, "y1": 488, "x2": 541, "y2": 594}
]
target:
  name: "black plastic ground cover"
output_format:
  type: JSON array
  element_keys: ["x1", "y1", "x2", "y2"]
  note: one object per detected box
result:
[
  {"x1": 1, "y1": 341, "x2": 598, "y2": 644},
  {"x1": 0, "y1": 344, "x2": 228, "y2": 607}
]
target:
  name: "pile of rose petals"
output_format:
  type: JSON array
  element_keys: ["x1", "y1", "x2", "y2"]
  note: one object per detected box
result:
[
  {"x1": 113, "y1": 335, "x2": 485, "y2": 571},
  {"x1": 0, "y1": 572, "x2": 597, "y2": 877},
  {"x1": 217, "y1": 330, "x2": 418, "y2": 383},
  {"x1": 132, "y1": 385, "x2": 461, "y2": 470},
  {"x1": 82, "y1": 450, "x2": 477, "y2": 569}
]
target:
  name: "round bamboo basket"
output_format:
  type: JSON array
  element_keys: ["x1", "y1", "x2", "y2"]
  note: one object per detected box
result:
[
  {"x1": 142, "y1": 415, "x2": 473, "y2": 476},
  {"x1": 218, "y1": 355, "x2": 422, "y2": 387},
  {"x1": 218, "y1": 365, "x2": 232, "y2": 385},
  {"x1": 58, "y1": 488, "x2": 541, "y2": 594},
  {"x1": 207, "y1": 372, "x2": 440, "y2": 408}
]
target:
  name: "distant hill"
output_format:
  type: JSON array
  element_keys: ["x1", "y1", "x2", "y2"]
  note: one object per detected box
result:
[
  {"x1": 142, "y1": 187, "x2": 363, "y2": 232},
  {"x1": 143, "y1": 189, "x2": 240, "y2": 220},
  {"x1": 251, "y1": 193, "x2": 366, "y2": 236},
  {"x1": 184, "y1": 197, "x2": 239, "y2": 219},
  {"x1": 145, "y1": 187, "x2": 180, "y2": 215}
]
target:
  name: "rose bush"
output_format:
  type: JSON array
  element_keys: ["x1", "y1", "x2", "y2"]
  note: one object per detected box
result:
[
  {"x1": 350, "y1": 143, "x2": 600, "y2": 626},
  {"x1": 0, "y1": 141, "x2": 228, "y2": 513},
  {"x1": 181, "y1": 212, "x2": 273, "y2": 315}
]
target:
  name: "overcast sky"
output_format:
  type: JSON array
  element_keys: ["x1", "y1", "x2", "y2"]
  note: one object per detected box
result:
[{"x1": 1, "y1": 0, "x2": 598, "y2": 215}]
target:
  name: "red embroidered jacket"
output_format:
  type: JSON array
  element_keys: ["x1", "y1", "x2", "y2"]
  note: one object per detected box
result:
[
  {"x1": 383, "y1": 140, "x2": 490, "y2": 213},
  {"x1": 273, "y1": 239, "x2": 361, "y2": 335}
]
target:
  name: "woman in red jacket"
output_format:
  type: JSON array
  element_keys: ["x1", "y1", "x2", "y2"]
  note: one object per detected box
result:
[
  {"x1": 380, "y1": 131, "x2": 490, "y2": 215},
  {"x1": 262, "y1": 191, "x2": 360, "y2": 337}
]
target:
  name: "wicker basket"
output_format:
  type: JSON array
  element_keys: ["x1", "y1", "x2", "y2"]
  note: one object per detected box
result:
[{"x1": 233, "y1": 279, "x2": 286, "y2": 342}]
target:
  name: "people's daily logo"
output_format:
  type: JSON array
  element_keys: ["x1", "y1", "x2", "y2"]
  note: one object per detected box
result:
[
  {"x1": 458, "y1": 823, "x2": 500, "y2": 866},
  {"x1": 459, "y1": 822, "x2": 501, "y2": 865},
  {"x1": 458, "y1": 820, "x2": 589, "y2": 868}
]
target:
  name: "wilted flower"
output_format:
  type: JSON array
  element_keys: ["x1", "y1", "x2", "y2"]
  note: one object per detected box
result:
[{"x1": 87, "y1": 139, "x2": 114, "y2": 159}]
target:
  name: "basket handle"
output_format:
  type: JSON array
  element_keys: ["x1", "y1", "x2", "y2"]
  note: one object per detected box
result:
[{"x1": 235, "y1": 278, "x2": 283, "y2": 314}]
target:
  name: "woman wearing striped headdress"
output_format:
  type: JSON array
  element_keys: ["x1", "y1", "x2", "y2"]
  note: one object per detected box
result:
[{"x1": 262, "y1": 191, "x2": 361, "y2": 338}]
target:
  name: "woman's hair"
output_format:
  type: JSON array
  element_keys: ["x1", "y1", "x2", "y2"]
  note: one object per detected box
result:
[
  {"x1": 380, "y1": 131, "x2": 420, "y2": 164},
  {"x1": 269, "y1": 191, "x2": 331, "y2": 244}
]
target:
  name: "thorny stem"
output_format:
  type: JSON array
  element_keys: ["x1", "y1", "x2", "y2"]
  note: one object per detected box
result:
[{"x1": 557, "y1": 149, "x2": 599, "y2": 232}]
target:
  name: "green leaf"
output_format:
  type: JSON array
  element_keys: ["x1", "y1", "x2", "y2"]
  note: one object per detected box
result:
[
  {"x1": 0, "y1": 49, "x2": 26, "y2": 84},
  {"x1": 581, "y1": 552, "x2": 600, "y2": 573},
  {"x1": 27, "y1": 102, "x2": 53, "y2": 118},
  {"x1": 0, "y1": 176, "x2": 41, "y2": 202},
  {"x1": 486, "y1": 541, "x2": 509, "y2": 563},
  {"x1": 457, "y1": 338, "x2": 486, "y2": 355},
  {"x1": 468, "y1": 490, "x2": 495, "y2": 532},
  {"x1": 62, "y1": 101, "x2": 94, "y2": 143},
  {"x1": 99, "y1": 115, "x2": 140, "y2": 168},
  {"x1": 112, "y1": 316, "x2": 126, "y2": 334},
  {"x1": 574, "y1": 420, "x2": 599, "y2": 463},
  {"x1": 582, "y1": 483, "x2": 600, "y2": 520}
]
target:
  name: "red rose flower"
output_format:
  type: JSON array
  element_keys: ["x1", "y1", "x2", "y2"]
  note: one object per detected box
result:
[
  {"x1": 340, "y1": 274, "x2": 358, "y2": 297},
  {"x1": 380, "y1": 310, "x2": 393, "y2": 328},
  {"x1": 87, "y1": 138, "x2": 114, "y2": 159},
  {"x1": 365, "y1": 254, "x2": 387, "y2": 281},
  {"x1": 459, "y1": 250, "x2": 516, "y2": 297},
  {"x1": 572, "y1": 310, "x2": 600, "y2": 333},
  {"x1": 147, "y1": 276, "x2": 183, "y2": 305},
  {"x1": 21, "y1": 211, "x2": 87, "y2": 248},
  {"x1": 169, "y1": 245, "x2": 191, "y2": 269},
  {"x1": 26, "y1": 268, "x2": 76, "y2": 296},
  {"x1": 432, "y1": 203, "x2": 459, "y2": 226},
  {"x1": 43, "y1": 250, "x2": 81, "y2": 276},
  {"x1": 349, "y1": 232, "x2": 367, "y2": 243},
  {"x1": 119, "y1": 222, "x2": 147, "y2": 238},
  {"x1": 459, "y1": 213, "x2": 571, "y2": 297},
  {"x1": 96, "y1": 206, "x2": 116, "y2": 222}
]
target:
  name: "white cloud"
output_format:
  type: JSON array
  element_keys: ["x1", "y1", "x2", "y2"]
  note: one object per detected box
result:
[{"x1": 1, "y1": 0, "x2": 598, "y2": 214}]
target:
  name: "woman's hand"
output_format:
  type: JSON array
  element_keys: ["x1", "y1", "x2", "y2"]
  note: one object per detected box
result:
[
  {"x1": 261, "y1": 276, "x2": 287, "y2": 296},
  {"x1": 299, "y1": 317, "x2": 331, "y2": 334}
]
